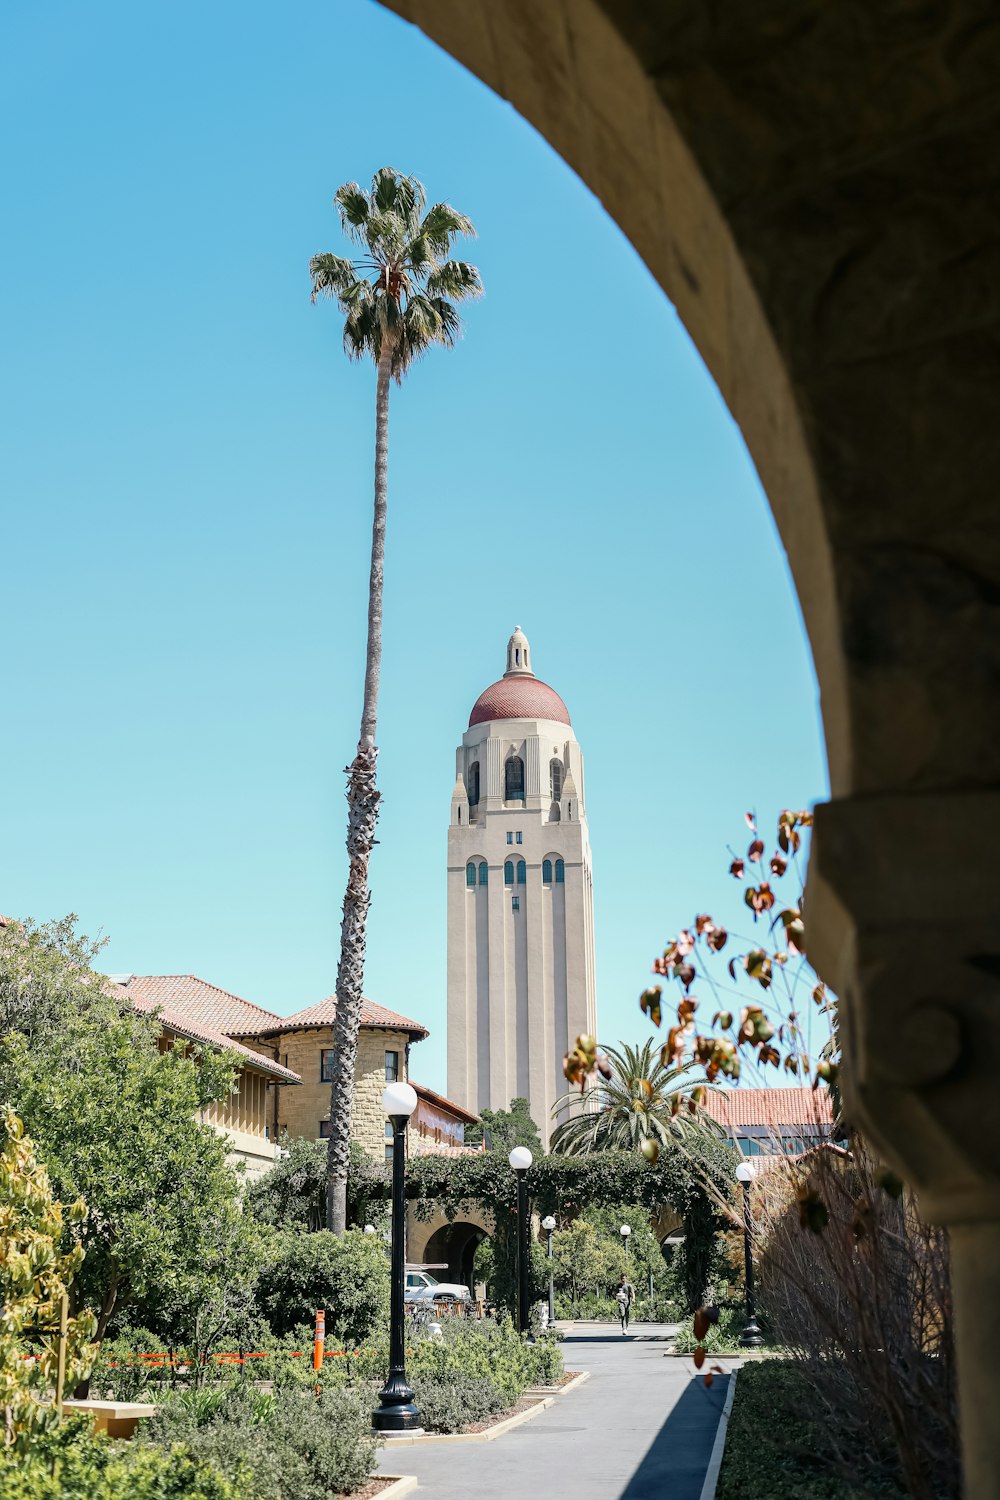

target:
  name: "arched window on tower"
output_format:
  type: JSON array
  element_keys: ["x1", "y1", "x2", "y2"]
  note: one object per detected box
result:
[
  {"x1": 466, "y1": 862, "x2": 476, "y2": 888},
  {"x1": 555, "y1": 858, "x2": 565, "y2": 884},
  {"x1": 504, "y1": 860, "x2": 514, "y2": 886},
  {"x1": 505, "y1": 755, "x2": 524, "y2": 802},
  {"x1": 467, "y1": 761, "x2": 480, "y2": 807},
  {"x1": 516, "y1": 859, "x2": 526, "y2": 884},
  {"x1": 550, "y1": 759, "x2": 562, "y2": 802},
  {"x1": 542, "y1": 859, "x2": 553, "y2": 884},
  {"x1": 479, "y1": 861, "x2": 488, "y2": 886}
]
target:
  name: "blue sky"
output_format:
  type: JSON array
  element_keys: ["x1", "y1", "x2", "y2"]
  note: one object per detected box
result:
[{"x1": 2, "y1": 0, "x2": 828, "y2": 1096}]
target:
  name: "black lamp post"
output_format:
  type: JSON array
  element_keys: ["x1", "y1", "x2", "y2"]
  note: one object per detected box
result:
[
  {"x1": 372, "y1": 1082, "x2": 423, "y2": 1434},
  {"x1": 509, "y1": 1147, "x2": 535, "y2": 1342},
  {"x1": 735, "y1": 1161, "x2": 764, "y2": 1348},
  {"x1": 542, "y1": 1215, "x2": 556, "y2": 1329}
]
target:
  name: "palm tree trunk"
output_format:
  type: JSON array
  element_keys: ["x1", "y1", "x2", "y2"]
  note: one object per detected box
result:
[{"x1": 326, "y1": 337, "x2": 392, "y2": 1234}]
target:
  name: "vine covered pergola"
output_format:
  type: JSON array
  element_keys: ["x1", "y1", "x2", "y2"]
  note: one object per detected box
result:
[{"x1": 350, "y1": 1137, "x2": 736, "y2": 1310}]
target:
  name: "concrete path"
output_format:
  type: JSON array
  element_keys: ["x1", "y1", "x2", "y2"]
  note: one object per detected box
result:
[{"x1": 376, "y1": 1323, "x2": 734, "y2": 1499}]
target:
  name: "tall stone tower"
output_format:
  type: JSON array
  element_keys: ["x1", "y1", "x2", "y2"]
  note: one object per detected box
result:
[{"x1": 447, "y1": 627, "x2": 598, "y2": 1146}]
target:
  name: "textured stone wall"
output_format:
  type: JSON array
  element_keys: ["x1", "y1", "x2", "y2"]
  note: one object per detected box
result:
[{"x1": 261, "y1": 1027, "x2": 410, "y2": 1161}]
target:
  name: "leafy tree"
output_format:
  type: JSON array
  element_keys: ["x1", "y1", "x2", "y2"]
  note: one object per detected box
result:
[
  {"x1": 309, "y1": 167, "x2": 481, "y2": 1234},
  {"x1": 464, "y1": 1097, "x2": 543, "y2": 1155},
  {"x1": 255, "y1": 1229, "x2": 389, "y2": 1344},
  {"x1": 0, "y1": 1110, "x2": 96, "y2": 1453},
  {"x1": 551, "y1": 1040, "x2": 722, "y2": 1157},
  {"x1": 0, "y1": 918, "x2": 250, "y2": 1356}
]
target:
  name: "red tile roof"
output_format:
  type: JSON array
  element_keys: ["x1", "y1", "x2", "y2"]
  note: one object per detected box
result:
[
  {"x1": 125, "y1": 992, "x2": 301, "y2": 1084},
  {"x1": 410, "y1": 1138, "x2": 480, "y2": 1158},
  {"x1": 469, "y1": 676, "x2": 571, "y2": 728},
  {"x1": 703, "y1": 1086, "x2": 835, "y2": 1130},
  {"x1": 249, "y1": 995, "x2": 428, "y2": 1041},
  {"x1": 110, "y1": 975, "x2": 427, "y2": 1043},
  {"x1": 411, "y1": 1081, "x2": 480, "y2": 1125},
  {"x1": 119, "y1": 975, "x2": 283, "y2": 1036}
]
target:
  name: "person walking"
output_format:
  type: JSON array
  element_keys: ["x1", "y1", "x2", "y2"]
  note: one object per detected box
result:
[{"x1": 617, "y1": 1275, "x2": 635, "y2": 1335}]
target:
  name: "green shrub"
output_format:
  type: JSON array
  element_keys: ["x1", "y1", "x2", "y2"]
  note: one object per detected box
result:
[
  {"x1": 717, "y1": 1362, "x2": 907, "y2": 1500},
  {"x1": 412, "y1": 1370, "x2": 505, "y2": 1433},
  {"x1": 672, "y1": 1305, "x2": 758, "y2": 1354},
  {"x1": 256, "y1": 1228, "x2": 389, "y2": 1344},
  {"x1": 141, "y1": 1383, "x2": 375, "y2": 1500},
  {"x1": 407, "y1": 1315, "x2": 555, "y2": 1406},
  {"x1": 525, "y1": 1334, "x2": 564, "y2": 1386},
  {"x1": 0, "y1": 1417, "x2": 239, "y2": 1500},
  {"x1": 91, "y1": 1329, "x2": 175, "y2": 1402}
]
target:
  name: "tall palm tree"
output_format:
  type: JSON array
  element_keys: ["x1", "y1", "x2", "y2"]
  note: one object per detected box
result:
[
  {"x1": 310, "y1": 167, "x2": 481, "y2": 1233},
  {"x1": 550, "y1": 1040, "x2": 723, "y2": 1156}
]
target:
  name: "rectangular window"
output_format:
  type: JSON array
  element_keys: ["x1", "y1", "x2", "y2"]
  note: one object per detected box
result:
[
  {"x1": 385, "y1": 1050, "x2": 399, "y2": 1082},
  {"x1": 385, "y1": 1144, "x2": 394, "y2": 1162},
  {"x1": 512, "y1": 896, "x2": 520, "y2": 912},
  {"x1": 384, "y1": 1121, "x2": 394, "y2": 1163},
  {"x1": 320, "y1": 1049, "x2": 334, "y2": 1083},
  {"x1": 515, "y1": 831, "x2": 523, "y2": 844},
  {"x1": 506, "y1": 831, "x2": 513, "y2": 844},
  {"x1": 319, "y1": 1120, "x2": 332, "y2": 1139}
]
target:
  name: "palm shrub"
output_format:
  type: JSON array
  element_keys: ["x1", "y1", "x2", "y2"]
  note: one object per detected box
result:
[
  {"x1": 309, "y1": 167, "x2": 481, "y2": 1234},
  {"x1": 550, "y1": 1040, "x2": 722, "y2": 1155}
]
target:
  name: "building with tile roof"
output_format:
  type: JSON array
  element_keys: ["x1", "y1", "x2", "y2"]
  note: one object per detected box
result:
[
  {"x1": 703, "y1": 1085, "x2": 842, "y2": 1157},
  {"x1": 113, "y1": 974, "x2": 470, "y2": 1165}
]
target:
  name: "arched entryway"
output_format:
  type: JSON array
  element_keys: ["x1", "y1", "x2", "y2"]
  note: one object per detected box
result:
[{"x1": 381, "y1": 5, "x2": 1000, "y2": 1489}]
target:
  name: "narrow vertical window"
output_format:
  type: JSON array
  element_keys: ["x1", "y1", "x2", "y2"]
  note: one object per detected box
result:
[
  {"x1": 466, "y1": 862, "x2": 477, "y2": 887},
  {"x1": 542, "y1": 859, "x2": 553, "y2": 884},
  {"x1": 515, "y1": 831, "x2": 523, "y2": 845},
  {"x1": 550, "y1": 759, "x2": 563, "y2": 802},
  {"x1": 320, "y1": 1049, "x2": 335, "y2": 1083},
  {"x1": 385, "y1": 1050, "x2": 399, "y2": 1082},
  {"x1": 468, "y1": 761, "x2": 480, "y2": 807},
  {"x1": 504, "y1": 755, "x2": 524, "y2": 802},
  {"x1": 479, "y1": 861, "x2": 488, "y2": 885},
  {"x1": 511, "y1": 896, "x2": 520, "y2": 912},
  {"x1": 516, "y1": 859, "x2": 526, "y2": 884},
  {"x1": 319, "y1": 1120, "x2": 332, "y2": 1139},
  {"x1": 504, "y1": 860, "x2": 514, "y2": 886},
  {"x1": 506, "y1": 831, "x2": 513, "y2": 845},
  {"x1": 555, "y1": 858, "x2": 565, "y2": 883}
]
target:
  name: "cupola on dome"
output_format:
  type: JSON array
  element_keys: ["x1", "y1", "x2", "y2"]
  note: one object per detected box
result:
[{"x1": 468, "y1": 627, "x2": 572, "y2": 728}]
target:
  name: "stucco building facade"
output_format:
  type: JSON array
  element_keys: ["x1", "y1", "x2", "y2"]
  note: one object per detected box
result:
[{"x1": 447, "y1": 627, "x2": 598, "y2": 1144}]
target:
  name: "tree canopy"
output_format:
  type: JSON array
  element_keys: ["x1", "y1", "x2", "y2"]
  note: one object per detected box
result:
[
  {"x1": 309, "y1": 166, "x2": 482, "y2": 382},
  {"x1": 464, "y1": 1097, "x2": 543, "y2": 1155},
  {"x1": 551, "y1": 1040, "x2": 723, "y2": 1157},
  {"x1": 0, "y1": 917, "x2": 249, "y2": 1343}
]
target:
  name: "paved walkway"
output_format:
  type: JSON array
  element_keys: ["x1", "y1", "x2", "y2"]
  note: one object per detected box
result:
[{"x1": 376, "y1": 1323, "x2": 734, "y2": 1499}]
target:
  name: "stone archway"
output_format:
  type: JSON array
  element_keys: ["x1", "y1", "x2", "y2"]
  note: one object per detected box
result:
[
  {"x1": 406, "y1": 1205, "x2": 490, "y2": 1291},
  {"x1": 380, "y1": 5, "x2": 1000, "y2": 1489}
]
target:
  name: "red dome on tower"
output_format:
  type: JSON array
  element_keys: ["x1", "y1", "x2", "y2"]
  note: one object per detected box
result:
[
  {"x1": 469, "y1": 676, "x2": 571, "y2": 728},
  {"x1": 469, "y1": 626, "x2": 571, "y2": 726}
]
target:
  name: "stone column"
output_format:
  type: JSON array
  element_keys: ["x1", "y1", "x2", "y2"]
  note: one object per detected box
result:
[{"x1": 808, "y1": 793, "x2": 1000, "y2": 1500}]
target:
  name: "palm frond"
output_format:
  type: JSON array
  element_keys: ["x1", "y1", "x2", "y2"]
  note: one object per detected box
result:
[
  {"x1": 420, "y1": 202, "x2": 477, "y2": 254},
  {"x1": 371, "y1": 167, "x2": 426, "y2": 221},
  {"x1": 425, "y1": 260, "x2": 483, "y2": 301},
  {"x1": 308, "y1": 253, "x2": 362, "y2": 305},
  {"x1": 334, "y1": 183, "x2": 370, "y2": 244}
]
